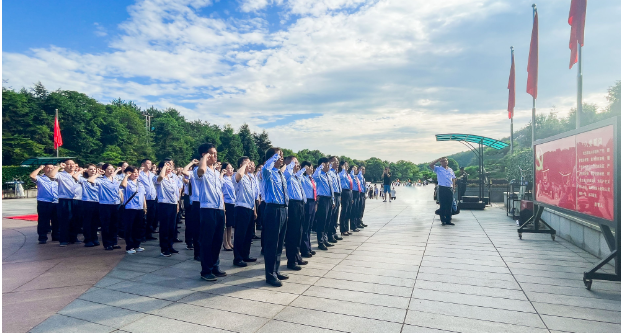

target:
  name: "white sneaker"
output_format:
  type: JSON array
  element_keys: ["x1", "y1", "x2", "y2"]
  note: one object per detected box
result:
[
  {"x1": 135, "y1": 247, "x2": 145, "y2": 252},
  {"x1": 126, "y1": 249, "x2": 136, "y2": 254}
]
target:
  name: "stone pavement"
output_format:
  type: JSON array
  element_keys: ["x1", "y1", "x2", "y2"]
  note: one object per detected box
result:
[
  {"x1": 28, "y1": 186, "x2": 621, "y2": 333},
  {"x1": 2, "y1": 199, "x2": 125, "y2": 333}
]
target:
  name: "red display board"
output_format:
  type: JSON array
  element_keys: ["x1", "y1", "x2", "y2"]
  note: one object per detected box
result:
[{"x1": 535, "y1": 125, "x2": 614, "y2": 221}]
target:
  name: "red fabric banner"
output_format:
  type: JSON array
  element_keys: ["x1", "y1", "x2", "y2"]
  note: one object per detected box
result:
[
  {"x1": 527, "y1": 11, "x2": 538, "y2": 99},
  {"x1": 568, "y1": 0, "x2": 587, "y2": 69},
  {"x1": 54, "y1": 115, "x2": 63, "y2": 149},
  {"x1": 507, "y1": 52, "x2": 515, "y2": 119}
]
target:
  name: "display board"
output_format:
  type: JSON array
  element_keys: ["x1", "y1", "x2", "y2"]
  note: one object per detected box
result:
[{"x1": 535, "y1": 124, "x2": 615, "y2": 222}]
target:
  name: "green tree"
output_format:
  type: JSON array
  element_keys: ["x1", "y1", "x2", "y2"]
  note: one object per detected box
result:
[
  {"x1": 297, "y1": 149, "x2": 325, "y2": 165},
  {"x1": 253, "y1": 130, "x2": 272, "y2": 162},
  {"x1": 364, "y1": 157, "x2": 385, "y2": 182},
  {"x1": 238, "y1": 124, "x2": 260, "y2": 161},
  {"x1": 218, "y1": 125, "x2": 244, "y2": 165}
]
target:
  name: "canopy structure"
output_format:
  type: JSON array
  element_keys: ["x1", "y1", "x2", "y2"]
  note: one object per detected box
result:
[
  {"x1": 435, "y1": 134, "x2": 509, "y2": 150},
  {"x1": 434, "y1": 134, "x2": 508, "y2": 209},
  {"x1": 20, "y1": 157, "x2": 75, "y2": 167}
]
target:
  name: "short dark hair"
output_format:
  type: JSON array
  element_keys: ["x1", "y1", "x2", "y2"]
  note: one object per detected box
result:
[
  {"x1": 317, "y1": 157, "x2": 329, "y2": 165},
  {"x1": 158, "y1": 159, "x2": 172, "y2": 169},
  {"x1": 82, "y1": 164, "x2": 96, "y2": 178},
  {"x1": 198, "y1": 143, "x2": 216, "y2": 156},
  {"x1": 237, "y1": 156, "x2": 250, "y2": 167},
  {"x1": 221, "y1": 162, "x2": 231, "y2": 171},
  {"x1": 284, "y1": 156, "x2": 296, "y2": 164},
  {"x1": 140, "y1": 158, "x2": 151, "y2": 165},
  {"x1": 62, "y1": 159, "x2": 74, "y2": 164},
  {"x1": 349, "y1": 165, "x2": 356, "y2": 172},
  {"x1": 339, "y1": 160, "x2": 347, "y2": 167},
  {"x1": 125, "y1": 166, "x2": 137, "y2": 174},
  {"x1": 101, "y1": 163, "x2": 113, "y2": 171},
  {"x1": 265, "y1": 147, "x2": 282, "y2": 161},
  {"x1": 301, "y1": 161, "x2": 312, "y2": 168},
  {"x1": 328, "y1": 156, "x2": 338, "y2": 161},
  {"x1": 118, "y1": 161, "x2": 127, "y2": 167}
]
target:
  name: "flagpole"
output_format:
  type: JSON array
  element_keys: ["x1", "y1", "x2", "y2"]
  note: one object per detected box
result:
[
  {"x1": 55, "y1": 109, "x2": 59, "y2": 157},
  {"x1": 577, "y1": 43, "x2": 582, "y2": 128},
  {"x1": 510, "y1": 46, "x2": 514, "y2": 155},
  {"x1": 531, "y1": 4, "x2": 537, "y2": 147}
]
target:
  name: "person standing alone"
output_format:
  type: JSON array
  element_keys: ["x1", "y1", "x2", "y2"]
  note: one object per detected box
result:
[
  {"x1": 429, "y1": 157, "x2": 456, "y2": 226},
  {"x1": 382, "y1": 167, "x2": 392, "y2": 203}
]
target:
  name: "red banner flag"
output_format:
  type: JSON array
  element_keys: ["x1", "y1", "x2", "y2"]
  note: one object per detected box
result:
[
  {"x1": 527, "y1": 10, "x2": 538, "y2": 99},
  {"x1": 568, "y1": 0, "x2": 587, "y2": 69},
  {"x1": 54, "y1": 115, "x2": 63, "y2": 149},
  {"x1": 507, "y1": 51, "x2": 516, "y2": 119}
]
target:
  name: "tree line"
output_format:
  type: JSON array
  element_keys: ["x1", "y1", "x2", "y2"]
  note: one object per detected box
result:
[{"x1": 2, "y1": 83, "x2": 422, "y2": 184}]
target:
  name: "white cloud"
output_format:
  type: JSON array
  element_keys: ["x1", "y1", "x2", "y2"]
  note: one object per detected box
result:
[{"x1": 3, "y1": 0, "x2": 621, "y2": 163}]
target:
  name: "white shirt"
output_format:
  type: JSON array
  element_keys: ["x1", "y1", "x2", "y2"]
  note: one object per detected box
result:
[{"x1": 434, "y1": 165, "x2": 456, "y2": 188}]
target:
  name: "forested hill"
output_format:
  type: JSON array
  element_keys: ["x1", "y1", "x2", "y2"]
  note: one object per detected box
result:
[{"x1": 2, "y1": 83, "x2": 423, "y2": 183}]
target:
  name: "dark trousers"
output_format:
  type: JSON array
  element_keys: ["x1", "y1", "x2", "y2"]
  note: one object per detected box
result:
[
  {"x1": 339, "y1": 190, "x2": 352, "y2": 233},
  {"x1": 233, "y1": 206, "x2": 255, "y2": 262},
  {"x1": 438, "y1": 186, "x2": 453, "y2": 223},
  {"x1": 145, "y1": 200, "x2": 157, "y2": 237},
  {"x1": 315, "y1": 196, "x2": 332, "y2": 245},
  {"x1": 158, "y1": 203, "x2": 177, "y2": 252},
  {"x1": 100, "y1": 204, "x2": 119, "y2": 248},
  {"x1": 350, "y1": 191, "x2": 360, "y2": 230},
  {"x1": 82, "y1": 201, "x2": 99, "y2": 244},
  {"x1": 329, "y1": 194, "x2": 341, "y2": 237},
  {"x1": 57, "y1": 198, "x2": 76, "y2": 243},
  {"x1": 72, "y1": 200, "x2": 83, "y2": 235},
  {"x1": 301, "y1": 199, "x2": 316, "y2": 255},
  {"x1": 286, "y1": 200, "x2": 305, "y2": 265},
  {"x1": 37, "y1": 201, "x2": 58, "y2": 241},
  {"x1": 123, "y1": 209, "x2": 145, "y2": 250},
  {"x1": 185, "y1": 201, "x2": 201, "y2": 257},
  {"x1": 199, "y1": 208, "x2": 225, "y2": 276},
  {"x1": 358, "y1": 194, "x2": 366, "y2": 225},
  {"x1": 259, "y1": 201, "x2": 266, "y2": 249},
  {"x1": 263, "y1": 204, "x2": 287, "y2": 280}
]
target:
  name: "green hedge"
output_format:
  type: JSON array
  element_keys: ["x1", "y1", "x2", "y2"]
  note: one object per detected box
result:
[{"x1": 2, "y1": 166, "x2": 37, "y2": 190}]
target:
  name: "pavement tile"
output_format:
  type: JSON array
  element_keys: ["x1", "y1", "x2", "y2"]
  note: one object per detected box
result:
[
  {"x1": 275, "y1": 306, "x2": 403, "y2": 333},
  {"x1": 291, "y1": 295, "x2": 407, "y2": 322},
  {"x1": 255, "y1": 320, "x2": 336, "y2": 333},
  {"x1": 541, "y1": 314, "x2": 621, "y2": 333},
  {"x1": 412, "y1": 288, "x2": 535, "y2": 312},
  {"x1": 106, "y1": 280, "x2": 196, "y2": 301},
  {"x1": 323, "y1": 270, "x2": 415, "y2": 287},
  {"x1": 119, "y1": 315, "x2": 231, "y2": 333},
  {"x1": 79, "y1": 288, "x2": 172, "y2": 312},
  {"x1": 303, "y1": 285, "x2": 410, "y2": 308},
  {"x1": 30, "y1": 314, "x2": 116, "y2": 333},
  {"x1": 179, "y1": 292, "x2": 286, "y2": 318},
  {"x1": 58, "y1": 299, "x2": 147, "y2": 329},
  {"x1": 149, "y1": 302, "x2": 269, "y2": 333},
  {"x1": 315, "y1": 277, "x2": 413, "y2": 297}
]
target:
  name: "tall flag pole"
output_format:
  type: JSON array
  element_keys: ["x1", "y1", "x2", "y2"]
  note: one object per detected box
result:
[
  {"x1": 54, "y1": 109, "x2": 63, "y2": 157},
  {"x1": 527, "y1": 4, "x2": 538, "y2": 147},
  {"x1": 568, "y1": 0, "x2": 587, "y2": 128},
  {"x1": 508, "y1": 46, "x2": 516, "y2": 154}
]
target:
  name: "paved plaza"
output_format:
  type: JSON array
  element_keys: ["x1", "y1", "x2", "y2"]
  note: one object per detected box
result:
[{"x1": 7, "y1": 186, "x2": 621, "y2": 333}]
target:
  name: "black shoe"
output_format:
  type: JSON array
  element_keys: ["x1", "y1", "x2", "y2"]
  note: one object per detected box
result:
[
  {"x1": 213, "y1": 268, "x2": 227, "y2": 277},
  {"x1": 334, "y1": 235, "x2": 343, "y2": 241},
  {"x1": 234, "y1": 260, "x2": 248, "y2": 267},
  {"x1": 52, "y1": 238, "x2": 59, "y2": 242},
  {"x1": 93, "y1": 241, "x2": 100, "y2": 246},
  {"x1": 194, "y1": 256, "x2": 201, "y2": 261},
  {"x1": 105, "y1": 246, "x2": 114, "y2": 251},
  {"x1": 38, "y1": 240, "x2": 47, "y2": 244},
  {"x1": 201, "y1": 274, "x2": 217, "y2": 281},
  {"x1": 252, "y1": 235, "x2": 260, "y2": 240},
  {"x1": 223, "y1": 246, "x2": 233, "y2": 251},
  {"x1": 310, "y1": 250, "x2": 316, "y2": 255},
  {"x1": 446, "y1": 222, "x2": 455, "y2": 226},
  {"x1": 361, "y1": 223, "x2": 368, "y2": 227},
  {"x1": 170, "y1": 248, "x2": 179, "y2": 254},
  {"x1": 325, "y1": 242, "x2": 335, "y2": 247},
  {"x1": 266, "y1": 278, "x2": 282, "y2": 287},
  {"x1": 84, "y1": 242, "x2": 95, "y2": 247},
  {"x1": 112, "y1": 245, "x2": 122, "y2": 249},
  {"x1": 297, "y1": 260, "x2": 308, "y2": 265},
  {"x1": 341, "y1": 232, "x2": 350, "y2": 236},
  {"x1": 145, "y1": 236, "x2": 158, "y2": 241},
  {"x1": 327, "y1": 238, "x2": 337, "y2": 244},
  {"x1": 318, "y1": 243, "x2": 328, "y2": 251},
  {"x1": 174, "y1": 238, "x2": 183, "y2": 243},
  {"x1": 276, "y1": 273, "x2": 289, "y2": 280},
  {"x1": 243, "y1": 257, "x2": 257, "y2": 262},
  {"x1": 287, "y1": 264, "x2": 302, "y2": 271},
  {"x1": 352, "y1": 228, "x2": 360, "y2": 232},
  {"x1": 301, "y1": 253, "x2": 313, "y2": 258}
]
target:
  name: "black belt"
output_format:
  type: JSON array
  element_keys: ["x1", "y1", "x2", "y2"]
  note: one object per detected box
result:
[
  {"x1": 306, "y1": 198, "x2": 316, "y2": 202},
  {"x1": 342, "y1": 189, "x2": 351, "y2": 192},
  {"x1": 317, "y1": 195, "x2": 332, "y2": 200},
  {"x1": 290, "y1": 199, "x2": 304, "y2": 203},
  {"x1": 334, "y1": 192, "x2": 341, "y2": 196},
  {"x1": 439, "y1": 185, "x2": 453, "y2": 189},
  {"x1": 267, "y1": 203, "x2": 287, "y2": 208}
]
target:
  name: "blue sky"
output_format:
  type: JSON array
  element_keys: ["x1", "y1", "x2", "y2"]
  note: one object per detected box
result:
[{"x1": 3, "y1": 0, "x2": 621, "y2": 163}]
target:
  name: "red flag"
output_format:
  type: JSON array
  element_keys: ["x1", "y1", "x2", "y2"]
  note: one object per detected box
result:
[
  {"x1": 568, "y1": 0, "x2": 587, "y2": 69},
  {"x1": 507, "y1": 51, "x2": 515, "y2": 119},
  {"x1": 54, "y1": 115, "x2": 63, "y2": 149},
  {"x1": 527, "y1": 10, "x2": 538, "y2": 99}
]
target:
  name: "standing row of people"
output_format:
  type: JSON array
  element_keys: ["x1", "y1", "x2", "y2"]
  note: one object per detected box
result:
[{"x1": 30, "y1": 144, "x2": 368, "y2": 287}]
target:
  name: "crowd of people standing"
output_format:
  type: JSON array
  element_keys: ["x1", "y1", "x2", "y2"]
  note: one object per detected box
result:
[{"x1": 30, "y1": 144, "x2": 368, "y2": 287}]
